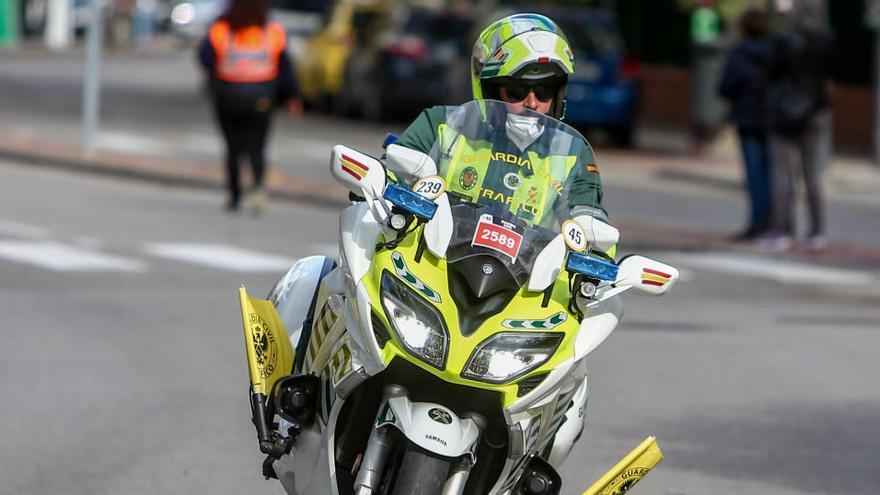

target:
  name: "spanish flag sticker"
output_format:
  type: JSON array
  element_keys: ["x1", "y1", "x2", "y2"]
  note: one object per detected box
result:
[
  {"x1": 340, "y1": 154, "x2": 369, "y2": 181},
  {"x1": 641, "y1": 268, "x2": 671, "y2": 287},
  {"x1": 586, "y1": 163, "x2": 600, "y2": 174}
]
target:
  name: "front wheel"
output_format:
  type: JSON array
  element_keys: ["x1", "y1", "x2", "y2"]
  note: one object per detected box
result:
[{"x1": 389, "y1": 445, "x2": 450, "y2": 495}]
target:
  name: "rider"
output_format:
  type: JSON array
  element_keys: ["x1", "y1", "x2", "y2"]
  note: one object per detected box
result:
[
  {"x1": 396, "y1": 12, "x2": 610, "y2": 465},
  {"x1": 397, "y1": 12, "x2": 610, "y2": 236}
]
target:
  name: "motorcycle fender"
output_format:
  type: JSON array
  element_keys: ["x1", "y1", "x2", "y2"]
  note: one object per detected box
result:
[
  {"x1": 268, "y1": 256, "x2": 337, "y2": 349},
  {"x1": 379, "y1": 396, "x2": 481, "y2": 460},
  {"x1": 547, "y1": 376, "x2": 589, "y2": 468}
]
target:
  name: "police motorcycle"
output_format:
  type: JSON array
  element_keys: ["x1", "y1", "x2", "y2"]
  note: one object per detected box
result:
[{"x1": 238, "y1": 100, "x2": 679, "y2": 495}]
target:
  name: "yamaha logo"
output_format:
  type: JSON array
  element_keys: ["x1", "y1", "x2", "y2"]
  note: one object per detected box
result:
[
  {"x1": 428, "y1": 407, "x2": 453, "y2": 425},
  {"x1": 481, "y1": 264, "x2": 494, "y2": 275}
]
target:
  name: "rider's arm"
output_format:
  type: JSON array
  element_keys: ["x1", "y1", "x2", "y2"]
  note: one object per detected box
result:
[
  {"x1": 561, "y1": 145, "x2": 617, "y2": 257},
  {"x1": 562, "y1": 145, "x2": 608, "y2": 223},
  {"x1": 397, "y1": 106, "x2": 448, "y2": 155}
]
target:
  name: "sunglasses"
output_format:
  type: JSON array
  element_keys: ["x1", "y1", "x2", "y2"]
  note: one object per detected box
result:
[{"x1": 496, "y1": 81, "x2": 559, "y2": 103}]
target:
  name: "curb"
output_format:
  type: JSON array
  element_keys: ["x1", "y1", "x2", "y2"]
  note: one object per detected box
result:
[{"x1": 0, "y1": 136, "x2": 350, "y2": 210}]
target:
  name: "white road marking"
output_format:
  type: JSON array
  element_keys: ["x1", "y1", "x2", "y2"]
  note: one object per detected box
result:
[
  {"x1": 659, "y1": 252, "x2": 874, "y2": 286},
  {"x1": 0, "y1": 219, "x2": 51, "y2": 240},
  {"x1": 145, "y1": 243, "x2": 294, "y2": 272},
  {"x1": 0, "y1": 241, "x2": 145, "y2": 272}
]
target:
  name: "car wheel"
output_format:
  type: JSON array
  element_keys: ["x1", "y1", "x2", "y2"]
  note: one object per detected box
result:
[
  {"x1": 361, "y1": 81, "x2": 388, "y2": 122},
  {"x1": 607, "y1": 124, "x2": 635, "y2": 148}
]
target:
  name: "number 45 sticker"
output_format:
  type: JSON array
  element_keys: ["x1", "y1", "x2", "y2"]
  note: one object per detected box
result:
[{"x1": 562, "y1": 220, "x2": 588, "y2": 252}]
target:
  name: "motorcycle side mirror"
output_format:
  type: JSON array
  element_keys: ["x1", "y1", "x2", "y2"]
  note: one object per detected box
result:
[
  {"x1": 330, "y1": 145, "x2": 387, "y2": 200},
  {"x1": 615, "y1": 255, "x2": 679, "y2": 296},
  {"x1": 385, "y1": 144, "x2": 438, "y2": 182}
]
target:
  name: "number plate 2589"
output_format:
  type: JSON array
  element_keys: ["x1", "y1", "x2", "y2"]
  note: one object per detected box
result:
[{"x1": 471, "y1": 217, "x2": 523, "y2": 262}]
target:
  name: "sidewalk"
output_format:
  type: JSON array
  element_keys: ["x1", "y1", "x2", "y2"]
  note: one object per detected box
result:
[
  {"x1": 3, "y1": 44, "x2": 878, "y2": 212},
  {"x1": 4, "y1": 114, "x2": 880, "y2": 208}
]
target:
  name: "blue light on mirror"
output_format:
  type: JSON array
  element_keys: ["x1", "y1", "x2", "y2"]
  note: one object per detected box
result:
[
  {"x1": 382, "y1": 183, "x2": 438, "y2": 220},
  {"x1": 566, "y1": 252, "x2": 619, "y2": 281}
]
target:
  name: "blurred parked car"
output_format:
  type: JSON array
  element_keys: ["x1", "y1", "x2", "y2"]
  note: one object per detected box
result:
[
  {"x1": 294, "y1": 0, "x2": 392, "y2": 109},
  {"x1": 525, "y1": 5, "x2": 641, "y2": 146},
  {"x1": 334, "y1": 6, "x2": 475, "y2": 121},
  {"x1": 169, "y1": 0, "x2": 225, "y2": 43}
]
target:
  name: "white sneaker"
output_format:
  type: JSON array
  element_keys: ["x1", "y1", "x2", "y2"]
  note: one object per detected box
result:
[
  {"x1": 755, "y1": 234, "x2": 793, "y2": 252},
  {"x1": 249, "y1": 187, "x2": 267, "y2": 216}
]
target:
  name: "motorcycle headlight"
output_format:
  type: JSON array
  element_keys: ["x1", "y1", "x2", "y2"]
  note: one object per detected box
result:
[
  {"x1": 380, "y1": 272, "x2": 449, "y2": 370},
  {"x1": 462, "y1": 332, "x2": 563, "y2": 384}
]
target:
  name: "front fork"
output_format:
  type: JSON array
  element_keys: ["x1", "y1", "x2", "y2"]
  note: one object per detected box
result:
[{"x1": 353, "y1": 385, "x2": 486, "y2": 495}]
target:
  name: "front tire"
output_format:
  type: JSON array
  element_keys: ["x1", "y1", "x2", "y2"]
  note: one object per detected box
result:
[{"x1": 389, "y1": 446, "x2": 450, "y2": 495}]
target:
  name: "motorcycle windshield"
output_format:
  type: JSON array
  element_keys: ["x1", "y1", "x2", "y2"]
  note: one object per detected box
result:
[
  {"x1": 445, "y1": 203, "x2": 557, "y2": 287},
  {"x1": 428, "y1": 99, "x2": 594, "y2": 232}
]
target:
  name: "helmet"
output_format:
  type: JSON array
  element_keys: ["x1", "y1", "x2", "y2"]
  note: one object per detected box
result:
[{"x1": 471, "y1": 13, "x2": 575, "y2": 119}]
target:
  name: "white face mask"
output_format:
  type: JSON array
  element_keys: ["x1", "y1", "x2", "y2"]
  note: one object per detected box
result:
[{"x1": 505, "y1": 113, "x2": 545, "y2": 151}]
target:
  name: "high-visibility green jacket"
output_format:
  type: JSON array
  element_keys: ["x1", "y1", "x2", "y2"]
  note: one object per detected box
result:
[{"x1": 398, "y1": 106, "x2": 608, "y2": 230}]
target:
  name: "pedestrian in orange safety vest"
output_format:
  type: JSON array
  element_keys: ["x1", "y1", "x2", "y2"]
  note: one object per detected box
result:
[{"x1": 198, "y1": 0, "x2": 302, "y2": 213}]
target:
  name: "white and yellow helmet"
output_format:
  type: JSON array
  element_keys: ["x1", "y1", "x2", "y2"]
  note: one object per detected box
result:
[{"x1": 471, "y1": 13, "x2": 575, "y2": 118}]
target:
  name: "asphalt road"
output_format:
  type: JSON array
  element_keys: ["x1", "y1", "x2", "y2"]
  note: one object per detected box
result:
[{"x1": 1, "y1": 160, "x2": 879, "y2": 495}]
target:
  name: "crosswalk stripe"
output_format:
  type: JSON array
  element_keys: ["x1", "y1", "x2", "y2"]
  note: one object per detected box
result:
[
  {"x1": 0, "y1": 241, "x2": 145, "y2": 272},
  {"x1": 144, "y1": 243, "x2": 294, "y2": 272},
  {"x1": 658, "y1": 251, "x2": 874, "y2": 286}
]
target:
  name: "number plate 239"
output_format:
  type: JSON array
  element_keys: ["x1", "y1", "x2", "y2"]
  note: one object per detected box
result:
[{"x1": 471, "y1": 214, "x2": 523, "y2": 262}]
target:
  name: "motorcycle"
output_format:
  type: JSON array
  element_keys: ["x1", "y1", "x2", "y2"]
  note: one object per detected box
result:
[{"x1": 238, "y1": 100, "x2": 679, "y2": 495}]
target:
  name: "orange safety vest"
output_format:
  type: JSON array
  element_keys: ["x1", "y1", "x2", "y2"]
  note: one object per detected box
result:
[{"x1": 209, "y1": 20, "x2": 286, "y2": 84}]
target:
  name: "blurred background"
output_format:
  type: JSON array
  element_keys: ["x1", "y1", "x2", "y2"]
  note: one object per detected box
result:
[
  {"x1": 3, "y1": 0, "x2": 877, "y2": 149},
  {"x1": 1, "y1": 0, "x2": 879, "y2": 494}
]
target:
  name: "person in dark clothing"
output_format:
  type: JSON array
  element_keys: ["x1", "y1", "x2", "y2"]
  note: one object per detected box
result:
[
  {"x1": 719, "y1": 7, "x2": 773, "y2": 241},
  {"x1": 198, "y1": 0, "x2": 302, "y2": 213},
  {"x1": 758, "y1": 2, "x2": 833, "y2": 252}
]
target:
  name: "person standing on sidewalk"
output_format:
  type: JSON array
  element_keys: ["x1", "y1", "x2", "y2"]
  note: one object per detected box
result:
[
  {"x1": 198, "y1": 0, "x2": 302, "y2": 213},
  {"x1": 719, "y1": 7, "x2": 773, "y2": 241},
  {"x1": 759, "y1": 1, "x2": 833, "y2": 251}
]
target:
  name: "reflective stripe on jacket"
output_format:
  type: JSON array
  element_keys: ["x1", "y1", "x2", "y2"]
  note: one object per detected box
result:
[{"x1": 209, "y1": 21, "x2": 286, "y2": 84}]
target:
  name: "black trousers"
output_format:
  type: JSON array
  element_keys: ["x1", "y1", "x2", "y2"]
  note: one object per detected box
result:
[{"x1": 213, "y1": 88, "x2": 274, "y2": 207}]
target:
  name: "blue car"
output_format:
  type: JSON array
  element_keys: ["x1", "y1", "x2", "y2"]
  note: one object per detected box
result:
[{"x1": 533, "y1": 6, "x2": 640, "y2": 146}]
